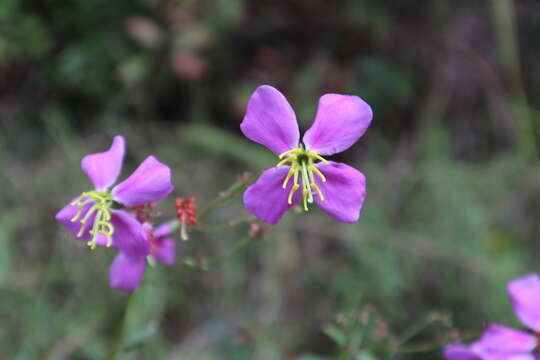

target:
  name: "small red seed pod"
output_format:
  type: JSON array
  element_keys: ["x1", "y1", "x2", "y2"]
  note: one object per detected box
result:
[
  {"x1": 142, "y1": 222, "x2": 157, "y2": 254},
  {"x1": 175, "y1": 197, "x2": 197, "y2": 240},
  {"x1": 248, "y1": 222, "x2": 264, "y2": 240},
  {"x1": 133, "y1": 203, "x2": 157, "y2": 223}
]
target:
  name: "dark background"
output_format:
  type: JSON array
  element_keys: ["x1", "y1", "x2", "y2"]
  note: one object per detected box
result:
[{"x1": 1, "y1": 0, "x2": 540, "y2": 359}]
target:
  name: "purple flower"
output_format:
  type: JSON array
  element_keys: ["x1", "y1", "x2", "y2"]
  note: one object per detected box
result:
[
  {"x1": 109, "y1": 222, "x2": 176, "y2": 292},
  {"x1": 444, "y1": 273, "x2": 540, "y2": 360},
  {"x1": 55, "y1": 135, "x2": 174, "y2": 256},
  {"x1": 240, "y1": 85, "x2": 372, "y2": 225}
]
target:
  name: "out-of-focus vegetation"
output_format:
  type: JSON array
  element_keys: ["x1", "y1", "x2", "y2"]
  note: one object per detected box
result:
[{"x1": 2, "y1": 0, "x2": 540, "y2": 359}]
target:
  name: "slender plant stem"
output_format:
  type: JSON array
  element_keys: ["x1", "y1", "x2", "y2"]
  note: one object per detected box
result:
[
  {"x1": 491, "y1": 0, "x2": 536, "y2": 164},
  {"x1": 194, "y1": 215, "x2": 256, "y2": 233},
  {"x1": 198, "y1": 174, "x2": 256, "y2": 221},
  {"x1": 208, "y1": 236, "x2": 253, "y2": 266},
  {"x1": 106, "y1": 292, "x2": 134, "y2": 360},
  {"x1": 167, "y1": 174, "x2": 258, "y2": 235}
]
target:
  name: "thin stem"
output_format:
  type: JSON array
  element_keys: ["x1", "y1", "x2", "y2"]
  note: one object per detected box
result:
[
  {"x1": 198, "y1": 174, "x2": 256, "y2": 221},
  {"x1": 390, "y1": 313, "x2": 451, "y2": 357},
  {"x1": 490, "y1": 0, "x2": 536, "y2": 164},
  {"x1": 180, "y1": 236, "x2": 254, "y2": 271},
  {"x1": 106, "y1": 292, "x2": 134, "y2": 360},
  {"x1": 166, "y1": 174, "x2": 258, "y2": 236},
  {"x1": 207, "y1": 236, "x2": 253, "y2": 266},
  {"x1": 193, "y1": 215, "x2": 255, "y2": 233},
  {"x1": 394, "y1": 330, "x2": 480, "y2": 355}
]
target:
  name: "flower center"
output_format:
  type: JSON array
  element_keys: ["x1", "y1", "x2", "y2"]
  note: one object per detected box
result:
[
  {"x1": 276, "y1": 146, "x2": 328, "y2": 211},
  {"x1": 70, "y1": 190, "x2": 115, "y2": 249}
]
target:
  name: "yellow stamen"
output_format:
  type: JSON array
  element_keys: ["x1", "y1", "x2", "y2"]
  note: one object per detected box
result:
[
  {"x1": 278, "y1": 148, "x2": 301, "y2": 159},
  {"x1": 309, "y1": 165, "x2": 327, "y2": 183},
  {"x1": 276, "y1": 146, "x2": 329, "y2": 211},
  {"x1": 300, "y1": 162, "x2": 313, "y2": 205},
  {"x1": 308, "y1": 151, "x2": 329, "y2": 164},
  {"x1": 70, "y1": 190, "x2": 115, "y2": 249},
  {"x1": 311, "y1": 183, "x2": 324, "y2": 201},
  {"x1": 288, "y1": 183, "x2": 299, "y2": 204},
  {"x1": 275, "y1": 156, "x2": 295, "y2": 167},
  {"x1": 282, "y1": 168, "x2": 295, "y2": 189},
  {"x1": 98, "y1": 221, "x2": 114, "y2": 247}
]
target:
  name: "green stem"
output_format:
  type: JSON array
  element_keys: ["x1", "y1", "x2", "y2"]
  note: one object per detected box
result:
[
  {"x1": 193, "y1": 215, "x2": 255, "y2": 233},
  {"x1": 181, "y1": 236, "x2": 254, "y2": 271},
  {"x1": 167, "y1": 174, "x2": 258, "y2": 235},
  {"x1": 106, "y1": 292, "x2": 134, "y2": 360},
  {"x1": 491, "y1": 0, "x2": 536, "y2": 164},
  {"x1": 199, "y1": 174, "x2": 256, "y2": 221},
  {"x1": 208, "y1": 236, "x2": 253, "y2": 266}
]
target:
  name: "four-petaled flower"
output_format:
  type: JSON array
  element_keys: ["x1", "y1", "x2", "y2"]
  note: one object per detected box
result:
[
  {"x1": 445, "y1": 273, "x2": 540, "y2": 360},
  {"x1": 55, "y1": 135, "x2": 174, "y2": 257},
  {"x1": 109, "y1": 222, "x2": 176, "y2": 292},
  {"x1": 240, "y1": 85, "x2": 373, "y2": 225}
]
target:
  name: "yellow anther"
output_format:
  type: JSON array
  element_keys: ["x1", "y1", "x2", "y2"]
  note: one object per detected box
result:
[
  {"x1": 288, "y1": 183, "x2": 299, "y2": 204},
  {"x1": 70, "y1": 209, "x2": 83, "y2": 223},
  {"x1": 70, "y1": 193, "x2": 85, "y2": 206},
  {"x1": 278, "y1": 148, "x2": 301, "y2": 159},
  {"x1": 282, "y1": 168, "x2": 295, "y2": 189},
  {"x1": 309, "y1": 165, "x2": 326, "y2": 183},
  {"x1": 307, "y1": 151, "x2": 329, "y2": 164},
  {"x1": 77, "y1": 220, "x2": 87, "y2": 237},
  {"x1": 302, "y1": 189, "x2": 309, "y2": 211},
  {"x1": 69, "y1": 190, "x2": 115, "y2": 249},
  {"x1": 275, "y1": 156, "x2": 295, "y2": 167},
  {"x1": 311, "y1": 183, "x2": 324, "y2": 201},
  {"x1": 276, "y1": 146, "x2": 329, "y2": 209},
  {"x1": 97, "y1": 221, "x2": 114, "y2": 247}
]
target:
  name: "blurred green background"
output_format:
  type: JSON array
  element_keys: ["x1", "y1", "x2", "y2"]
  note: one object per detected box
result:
[{"x1": 2, "y1": 0, "x2": 540, "y2": 359}]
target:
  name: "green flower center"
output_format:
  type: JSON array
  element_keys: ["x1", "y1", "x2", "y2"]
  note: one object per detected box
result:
[
  {"x1": 70, "y1": 190, "x2": 115, "y2": 249},
  {"x1": 276, "y1": 146, "x2": 328, "y2": 211}
]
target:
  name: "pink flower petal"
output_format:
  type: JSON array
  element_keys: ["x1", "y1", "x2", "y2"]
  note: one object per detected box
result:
[
  {"x1": 303, "y1": 94, "x2": 372, "y2": 156},
  {"x1": 508, "y1": 273, "x2": 540, "y2": 332},
  {"x1": 243, "y1": 166, "x2": 301, "y2": 225},
  {"x1": 313, "y1": 162, "x2": 366, "y2": 223},
  {"x1": 240, "y1": 85, "x2": 300, "y2": 156},
  {"x1": 109, "y1": 253, "x2": 146, "y2": 292},
  {"x1": 112, "y1": 156, "x2": 174, "y2": 207},
  {"x1": 110, "y1": 210, "x2": 151, "y2": 258},
  {"x1": 81, "y1": 135, "x2": 125, "y2": 191},
  {"x1": 153, "y1": 237, "x2": 176, "y2": 265},
  {"x1": 153, "y1": 222, "x2": 172, "y2": 239},
  {"x1": 55, "y1": 200, "x2": 95, "y2": 240},
  {"x1": 443, "y1": 344, "x2": 481, "y2": 360},
  {"x1": 475, "y1": 324, "x2": 537, "y2": 354}
]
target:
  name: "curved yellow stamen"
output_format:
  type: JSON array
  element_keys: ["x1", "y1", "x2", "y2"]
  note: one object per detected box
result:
[
  {"x1": 288, "y1": 183, "x2": 300, "y2": 204},
  {"x1": 307, "y1": 151, "x2": 329, "y2": 164},
  {"x1": 278, "y1": 148, "x2": 302, "y2": 159},
  {"x1": 311, "y1": 183, "x2": 324, "y2": 201},
  {"x1": 275, "y1": 156, "x2": 295, "y2": 167},
  {"x1": 70, "y1": 190, "x2": 115, "y2": 250},
  {"x1": 277, "y1": 146, "x2": 329, "y2": 211},
  {"x1": 98, "y1": 221, "x2": 114, "y2": 247},
  {"x1": 302, "y1": 189, "x2": 309, "y2": 211},
  {"x1": 282, "y1": 168, "x2": 295, "y2": 189},
  {"x1": 309, "y1": 165, "x2": 327, "y2": 183}
]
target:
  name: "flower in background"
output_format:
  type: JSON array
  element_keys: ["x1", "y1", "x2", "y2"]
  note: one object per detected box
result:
[
  {"x1": 109, "y1": 222, "x2": 176, "y2": 292},
  {"x1": 55, "y1": 135, "x2": 174, "y2": 257},
  {"x1": 240, "y1": 85, "x2": 372, "y2": 225},
  {"x1": 444, "y1": 273, "x2": 540, "y2": 360}
]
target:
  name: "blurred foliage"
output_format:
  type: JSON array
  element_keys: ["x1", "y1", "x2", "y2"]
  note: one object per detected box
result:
[{"x1": 2, "y1": 0, "x2": 540, "y2": 359}]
